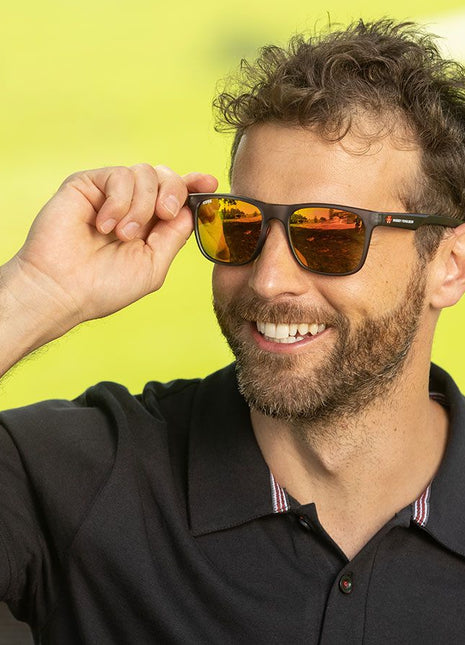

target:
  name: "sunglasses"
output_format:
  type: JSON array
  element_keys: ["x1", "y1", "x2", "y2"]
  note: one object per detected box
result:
[{"x1": 187, "y1": 193, "x2": 461, "y2": 276}]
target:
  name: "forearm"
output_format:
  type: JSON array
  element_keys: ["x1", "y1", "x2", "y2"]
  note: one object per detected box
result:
[{"x1": 0, "y1": 258, "x2": 78, "y2": 378}]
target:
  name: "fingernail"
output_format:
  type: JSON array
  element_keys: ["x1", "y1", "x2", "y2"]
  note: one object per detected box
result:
[
  {"x1": 100, "y1": 218, "x2": 117, "y2": 234},
  {"x1": 163, "y1": 195, "x2": 180, "y2": 217},
  {"x1": 121, "y1": 221, "x2": 140, "y2": 240}
]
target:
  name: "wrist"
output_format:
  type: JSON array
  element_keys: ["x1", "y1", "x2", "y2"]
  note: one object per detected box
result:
[{"x1": 0, "y1": 257, "x2": 81, "y2": 374}]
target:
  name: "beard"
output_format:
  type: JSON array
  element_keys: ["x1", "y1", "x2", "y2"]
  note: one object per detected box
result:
[{"x1": 213, "y1": 265, "x2": 427, "y2": 424}]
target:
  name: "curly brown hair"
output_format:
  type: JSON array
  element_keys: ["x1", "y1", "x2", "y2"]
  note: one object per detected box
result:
[{"x1": 213, "y1": 19, "x2": 465, "y2": 258}]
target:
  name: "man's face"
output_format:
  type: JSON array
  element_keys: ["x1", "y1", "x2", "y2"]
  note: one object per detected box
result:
[{"x1": 212, "y1": 122, "x2": 432, "y2": 422}]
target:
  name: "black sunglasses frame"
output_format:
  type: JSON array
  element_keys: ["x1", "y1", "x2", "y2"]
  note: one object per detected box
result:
[{"x1": 187, "y1": 193, "x2": 462, "y2": 276}]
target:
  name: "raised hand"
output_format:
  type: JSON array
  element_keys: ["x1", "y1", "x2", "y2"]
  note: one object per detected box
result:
[{"x1": 0, "y1": 164, "x2": 218, "y2": 374}]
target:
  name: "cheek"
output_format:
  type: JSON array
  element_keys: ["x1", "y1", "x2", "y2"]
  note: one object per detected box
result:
[
  {"x1": 324, "y1": 234, "x2": 419, "y2": 317},
  {"x1": 212, "y1": 265, "x2": 249, "y2": 305}
]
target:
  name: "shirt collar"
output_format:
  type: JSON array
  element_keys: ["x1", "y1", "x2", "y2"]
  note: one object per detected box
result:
[
  {"x1": 188, "y1": 362, "x2": 465, "y2": 556},
  {"x1": 420, "y1": 363, "x2": 465, "y2": 557},
  {"x1": 188, "y1": 364, "x2": 275, "y2": 537}
]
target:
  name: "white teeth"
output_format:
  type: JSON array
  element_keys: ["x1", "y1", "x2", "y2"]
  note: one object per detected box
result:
[
  {"x1": 264, "y1": 322, "x2": 276, "y2": 337},
  {"x1": 275, "y1": 323, "x2": 289, "y2": 339},
  {"x1": 264, "y1": 335, "x2": 305, "y2": 344},
  {"x1": 256, "y1": 321, "x2": 327, "y2": 341}
]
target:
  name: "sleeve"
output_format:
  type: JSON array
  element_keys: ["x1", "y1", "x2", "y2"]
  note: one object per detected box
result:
[{"x1": 0, "y1": 391, "x2": 118, "y2": 626}]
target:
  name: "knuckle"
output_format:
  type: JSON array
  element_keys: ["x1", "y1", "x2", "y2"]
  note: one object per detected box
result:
[
  {"x1": 107, "y1": 195, "x2": 132, "y2": 212},
  {"x1": 61, "y1": 170, "x2": 85, "y2": 186},
  {"x1": 153, "y1": 166, "x2": 187, "y2": 202},
  {"x1": 134, "y1": 163, "x2": 159, "y2": 195},
  {"x1": 154, "y1": 164, "x2": 173, "y2": 175},
  {"x1": 132, "y1": 162, "x2": 156, "y2": 175},
  {"x1": 154, "y1": 165, "x2": 182, "y2": 187},
  {"x1": 62, "y1": 172, "x2": 77, "y2": 184},
  {"x1": 111, "y1": 165, "x2": 133, "y2": 178},
  {"x1": 60, "y1": 173, "x2": 91, "y2": 193}
]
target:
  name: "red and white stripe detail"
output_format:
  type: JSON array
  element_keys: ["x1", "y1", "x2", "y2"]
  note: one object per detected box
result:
[
  {"x1": 271, "y1": 475, "x2": 432, "y2": 524},
  {"x1": 411, "y1": 390, "x2": 444, "y2": 527},
  {"x1": 410, "y1": 390, "x2": 446, "y2": 526},
  {"x1": 430, "y1": 391, "x2": 448, "y2": 407},
  {"x1": 270, "y1": 472, "x2": 290, "y2": 513},
  {"x1": 413, "y1": 483, "x2": 431, "y2": 527}
]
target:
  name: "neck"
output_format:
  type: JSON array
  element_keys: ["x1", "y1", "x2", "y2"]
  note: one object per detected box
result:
[{"x1": 251, "y1": 360, "x2": 449, "y2": 558}]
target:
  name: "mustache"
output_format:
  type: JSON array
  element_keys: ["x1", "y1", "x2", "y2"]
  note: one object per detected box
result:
[{"x1": 214, "y1": 293, "x2": 345, "y2": 327}]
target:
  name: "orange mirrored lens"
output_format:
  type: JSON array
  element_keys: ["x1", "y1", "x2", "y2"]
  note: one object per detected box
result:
[
  {"x1": 289, "y1": 207, "x2": 365, "y2": 273},
  {"x1": 197, "y1": 198, "x2": 262, "y2": 263}
]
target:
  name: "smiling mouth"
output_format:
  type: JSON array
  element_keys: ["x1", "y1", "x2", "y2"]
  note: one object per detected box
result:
[{"x1": 255, "y1": 321, "x2": 327, "y2": 344}]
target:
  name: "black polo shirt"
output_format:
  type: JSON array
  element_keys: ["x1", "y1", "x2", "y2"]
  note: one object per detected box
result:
[{"x1": 0, "y1": 363, "x2": 464, "y2": 644}]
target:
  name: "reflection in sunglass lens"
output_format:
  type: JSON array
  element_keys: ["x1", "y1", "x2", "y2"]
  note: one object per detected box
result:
[
  {"x1": 289, "y1": 207, "x2": 365, "y2": 274},
  {"x1": 197, "y1": 198, "x2": 262, "y2": 264}
]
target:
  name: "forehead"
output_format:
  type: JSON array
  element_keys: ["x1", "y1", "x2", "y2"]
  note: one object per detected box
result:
[{"x1": 231, "y1": 122, "x2": 421, "y2": 211}]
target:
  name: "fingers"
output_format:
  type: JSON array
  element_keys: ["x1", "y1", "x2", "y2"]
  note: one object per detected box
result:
[
  {"x1": 182, "y1": 171, "x2": 219, "y2": 195},
  {"x1": 143, "y1": 171, "x2": 219, "y2": 281},
  {"x1": 96, "y1": 167, "x2": 137, "y2": 236},
  {"x1": 151, "y1": 164, "x2": 190, "y2": 222},
  {"x1": 146, "y1": 207, "x2": 196, "y2": 282},
  {"x1": 142, "y1": 170, "x2": 219, "y2": 270},
  {"x1": 64, "y1": 164, "x2": 218, "y2": 243},
  {"x1": 113, "y1": 164, "x2": 157, "y2": 240}
]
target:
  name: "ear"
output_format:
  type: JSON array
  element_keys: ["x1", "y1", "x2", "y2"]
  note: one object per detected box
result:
[{"x1": 429, "y1": 222, "x2": 465, "y2": 310}]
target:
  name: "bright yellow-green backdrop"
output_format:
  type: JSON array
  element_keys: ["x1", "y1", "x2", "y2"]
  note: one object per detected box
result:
[{"x1": 1, "y1": 0, "x2": 464, "y2": 408}]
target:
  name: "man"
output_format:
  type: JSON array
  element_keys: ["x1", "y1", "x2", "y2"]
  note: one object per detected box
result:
[{"x1": 1, "y1": 18, "x2": 465, "y2": 644}]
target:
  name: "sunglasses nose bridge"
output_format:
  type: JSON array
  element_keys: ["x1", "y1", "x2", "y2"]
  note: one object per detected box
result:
[
  {"x1": 254, "y1": 204, "x2": 297, "y2": 267},
  {"x1": 260, "y1": 203, "x2": 294, "y2": 248},
  {"x1": 260, "y1": 204, "x2": 291, "y2": 235}
]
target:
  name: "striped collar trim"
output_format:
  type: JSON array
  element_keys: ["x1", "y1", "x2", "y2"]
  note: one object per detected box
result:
[
  {"x1": 430, "y1": 391, "x2": 448, "y2": 407},
  {"x1": 413, "y1": 483, "x2": 431, "y2": 528},
  {"x1": 270, "y1": 472, "x2": 290, "y2": 513},
  {"x1": 270, "y1": 472, "x2": 432, "y2": 528},
  {"x1": 410, "y1": 390, "x2": 447, "y2": 528},
  {"x1": 269, "y1": 387, "x2": 446, "y2": 523}
]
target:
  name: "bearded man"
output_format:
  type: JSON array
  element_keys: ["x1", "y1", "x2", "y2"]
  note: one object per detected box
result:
[{"x1": 1, "y1": 19, "x2": 465, "y2": 644}]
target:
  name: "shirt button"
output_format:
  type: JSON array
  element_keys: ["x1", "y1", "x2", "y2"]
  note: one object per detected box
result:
[
  {"x1": 297, "y1": 515, "x2": 312, "y2": 530},
  {"x1": 339, "y1": 573, "x2": 353, "y2": 594}
]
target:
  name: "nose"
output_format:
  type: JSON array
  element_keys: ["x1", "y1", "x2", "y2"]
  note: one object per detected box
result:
[{"x1": 248, "y1": 220, "x2": 311, "y2": 299}]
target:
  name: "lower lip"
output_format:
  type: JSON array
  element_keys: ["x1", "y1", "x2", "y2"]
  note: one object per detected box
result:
[{"x1": 249, "y1": 323, "x2": 329, "y2": 353}]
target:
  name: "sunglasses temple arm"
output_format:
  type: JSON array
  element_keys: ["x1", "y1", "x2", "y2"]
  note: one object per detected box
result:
[{"x1": 377, "y1": 214, "x2": 461, "y2": 230}]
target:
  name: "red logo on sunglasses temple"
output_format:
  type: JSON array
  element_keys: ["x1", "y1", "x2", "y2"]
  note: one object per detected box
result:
[{"x1": 385, "y1": 215, "x2": 393, "y2": 224}]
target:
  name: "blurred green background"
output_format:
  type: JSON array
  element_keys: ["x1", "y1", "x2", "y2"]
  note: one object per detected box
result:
[{"x1": 1, "y1": 0, "x2": 464, "y2": 408}]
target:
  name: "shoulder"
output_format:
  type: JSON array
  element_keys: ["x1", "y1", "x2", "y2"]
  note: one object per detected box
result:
[
  {"x1": 0, "y1": 375, "x2": 207, "y2": 475},
  {"x1": 0, "y1": 368, "x2": 236, "y2": 517},
  {"x1": 0, "y1": 366, "x2": 238, "y2": 529}
]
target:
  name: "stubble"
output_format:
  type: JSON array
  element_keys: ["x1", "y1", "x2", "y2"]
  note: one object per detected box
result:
[{"x1": 213, "y1": 264, "x2": 427, "y2": 426}]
